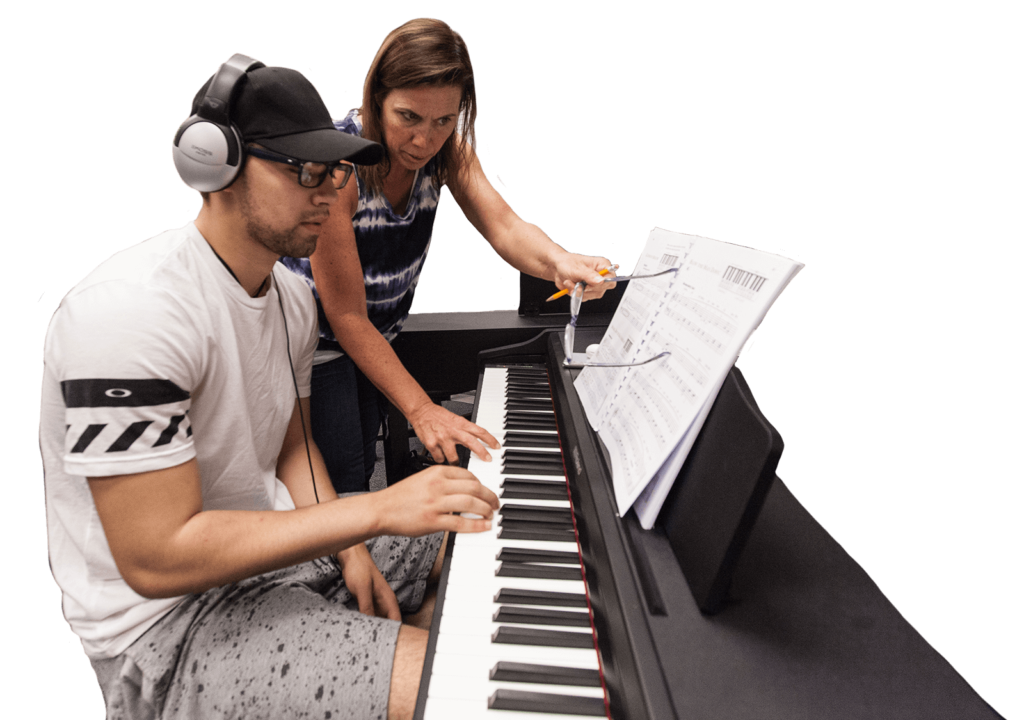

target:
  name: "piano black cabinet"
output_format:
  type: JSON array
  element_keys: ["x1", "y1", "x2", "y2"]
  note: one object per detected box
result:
[{"x1": 406, "y1": 319, "x2": 1000, "y2": 719}]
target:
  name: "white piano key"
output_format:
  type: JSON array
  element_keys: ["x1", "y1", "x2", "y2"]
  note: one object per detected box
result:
[
  {"x1": 437, "y1": 614, "x2": 589, "y2": 639},
  {"x1": 453, "y1": 537, "x2": 579, "y2": 555},
  {"x1": 447, "y1": 523, "x2": 578, "y2": 549},
  {"x1": 439, "y1": 598, "x2": 587, "y2": 622},
  {"x1": 428, "y1": 652, "x2": 600, "y2": 687},
  {"x1": 443, "y1": 572, "x2": 587, "y2": 598},
  {"x1": 433, "y1": 634, "x2": 600, "y2": 668},
  {"x1": 451, "y1": 533, "x2": 578, "y2": 553},
  {"x1": 427, "y1": 671, "x2": 605, "y2": 700},
  {"x1": 422, "y1": 696, "x2": 590, "y2": 720}
]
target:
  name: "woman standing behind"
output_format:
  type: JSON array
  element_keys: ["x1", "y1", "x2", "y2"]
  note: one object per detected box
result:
[{"x1": 281, "y1": 18, "x2": 613, "y2": 494}]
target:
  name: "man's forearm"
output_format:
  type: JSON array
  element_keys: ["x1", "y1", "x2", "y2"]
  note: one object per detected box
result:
[{"x1": 90, "y1": 463, "x2": 384, "y2": 600}]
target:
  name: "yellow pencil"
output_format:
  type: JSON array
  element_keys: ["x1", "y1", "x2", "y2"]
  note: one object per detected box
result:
[{"x1": 545, "y1": 265, "x2": 618, "y2": 302}]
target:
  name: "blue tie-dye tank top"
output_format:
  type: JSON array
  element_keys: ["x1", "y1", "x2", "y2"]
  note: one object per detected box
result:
[{"x1": 279, "y1": 110, "x2": 440, "y2": 354}]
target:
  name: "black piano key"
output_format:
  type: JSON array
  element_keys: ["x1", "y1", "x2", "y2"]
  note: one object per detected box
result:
[
  {"x1": 504, "y1": 419, "x2": 558, "y2": 432},
  {"x1": 502, "y1": 477, "x2": 568, "y2": 493},
  {"x1": 489, "y1": 661, "x2": 602, "y2": 688},
  {"x1": 500, "y1": 505, "x2": 574, "y2": 523},
  {"x1": 494, "y1": 588, "x2": 588, "y2": 607},
  {"x1": 503, "y1": 432, "x2": 561, "y2": 448},
  {"x1": 504, "y1": 411, "x2": 555, "y2": 421},
  {"x1": 506, "y1": 380, "x2": 550, "y2": 389},
  {"x1": 497, "y1": 548, "x2": 579, "y2": 565},
  {"x1": 497, "y1": 562, "x2": 583, "y2": 581},
  {"x1": 499, "y1": 527, "x2": 577, "y2": 543},
  {"x1": 505, "y1": 385, "x2": 552, "y2": 397},
  {"x1": 493, "y1": 606, "x2": 591, "y2": 627},
  {"x1": 499, "y1": 518, "x2": 575, "y2": 535},
  {"x1": 505, "y1": 418, "x2": 559, "y2": 431},
  {"x1": 488, "y1": 689, "x2": 607, "y2": 717},
  {"x1": 501, "y1": 452, "x2": 561, "y2": 471},
  {"x1": 505, "y1": 391, "x2": 550, "y2": 400},
  {"x1": 502, "y1": 460, "x2": 565, "y2": 475},
  {"x1": 502, "y1": 449, "x2": 564, "y2": 463},
  {"x1": 501, "y1": 485, "x2": 570, "y2": 501},
  {"x1": 503, "y1": 403, "x2": 552, "y2": 413},
  {"x1": 492, "y1": 606, "x2": 590, "y2": 628},
  {"x1": 487, "y1": 689, "x2": 606, "y2": 717},
  {"x1": 492, "y1": 626, "x2": 595, "y2": 649}
]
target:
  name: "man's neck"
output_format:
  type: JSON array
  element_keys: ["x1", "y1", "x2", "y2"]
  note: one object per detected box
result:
[{"x1": 195, "y1": 207, "x2": 275, "y2": 298}]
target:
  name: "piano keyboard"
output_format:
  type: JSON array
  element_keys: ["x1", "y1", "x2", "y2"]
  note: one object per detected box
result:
[{"x1": 421, "y1": 366, "x2": 609, "y2": 719}]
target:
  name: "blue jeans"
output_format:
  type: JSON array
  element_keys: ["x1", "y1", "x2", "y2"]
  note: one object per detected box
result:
[{"x1": 309, "y1": 355, "x2": 385, "y2": 494}]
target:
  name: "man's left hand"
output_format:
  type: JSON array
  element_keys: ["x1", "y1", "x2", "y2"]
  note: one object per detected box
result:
[
  {"x1": 337, "y1": 542, "x2": 401, "y2": 620},
  {"x1": 553, "y1": 252, "x2": 616, "y2": 301}
]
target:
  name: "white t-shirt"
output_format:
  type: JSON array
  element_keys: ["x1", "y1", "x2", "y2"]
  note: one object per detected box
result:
[{"x1": 39, "y1": 222, "x2": 318, "y2": 659}]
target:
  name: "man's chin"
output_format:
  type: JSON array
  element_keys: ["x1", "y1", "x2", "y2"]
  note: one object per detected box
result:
[{"x1": 292, "y1": 237, "x2": 318, "y2": 259}]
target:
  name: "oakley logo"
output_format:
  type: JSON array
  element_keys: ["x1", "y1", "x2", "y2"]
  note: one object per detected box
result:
[{"x1": 105, "y1": 388, "x2": 132, "y2": 399}]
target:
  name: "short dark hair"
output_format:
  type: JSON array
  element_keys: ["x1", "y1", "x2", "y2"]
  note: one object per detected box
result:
[{"x1": 359, "y1": 18, "x2": 477, "y2": 195}]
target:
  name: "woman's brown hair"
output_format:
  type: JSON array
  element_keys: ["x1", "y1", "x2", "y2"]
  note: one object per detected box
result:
[{"x1": 358, "y1": 18, "x2": 477, "y2": 195}]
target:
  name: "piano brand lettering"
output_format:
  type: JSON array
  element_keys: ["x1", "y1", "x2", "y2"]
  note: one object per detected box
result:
[{"x1": 573, "y1": 446, "x2": 583, "y2": 475}]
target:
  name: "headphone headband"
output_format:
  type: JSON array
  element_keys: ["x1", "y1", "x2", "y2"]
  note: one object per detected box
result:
[{"x1": 198, "y1": 54, "x2": 265, "y2": 126}]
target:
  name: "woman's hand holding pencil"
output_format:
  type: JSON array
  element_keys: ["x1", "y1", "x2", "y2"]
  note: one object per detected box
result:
[{"x1": 546, "y1": 264, "x2": 620, "y2": 302}]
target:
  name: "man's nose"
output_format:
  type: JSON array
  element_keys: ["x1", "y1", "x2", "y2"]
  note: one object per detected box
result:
[{"x1": 312, "y1": 181, "x2": 338, "y2": 206}]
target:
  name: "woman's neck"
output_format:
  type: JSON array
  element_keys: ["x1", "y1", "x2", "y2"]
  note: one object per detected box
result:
[{"x1": 382, "y1": 164, "x2": 417, "y2": 215}]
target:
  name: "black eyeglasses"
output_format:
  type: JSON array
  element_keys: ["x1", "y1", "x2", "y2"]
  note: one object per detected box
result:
[{"x1": 245, "y1": 146, "x2": 354, "y2": 189}]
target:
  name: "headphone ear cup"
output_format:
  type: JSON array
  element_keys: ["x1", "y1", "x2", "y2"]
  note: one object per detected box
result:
[{"x1": 172, "y1": 117, "x2": 244, "y2": 192}]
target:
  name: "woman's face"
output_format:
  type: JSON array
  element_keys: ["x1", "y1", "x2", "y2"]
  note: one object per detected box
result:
[{"x1": 380, "y1": 85, "x2": 462, "y2": 173}]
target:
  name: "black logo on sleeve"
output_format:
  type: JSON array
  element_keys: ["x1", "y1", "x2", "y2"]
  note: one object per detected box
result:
[
  {"x1": 61, "y1": 378, "x2": 190, "y2": 408},
  {"x1": 62, "y1": 379, "x2": 193, "y2": 454}
]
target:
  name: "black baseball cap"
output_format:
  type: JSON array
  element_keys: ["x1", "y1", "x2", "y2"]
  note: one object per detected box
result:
[{"x1": 192, "y1": 65, "x2": 383, "y2": 165}]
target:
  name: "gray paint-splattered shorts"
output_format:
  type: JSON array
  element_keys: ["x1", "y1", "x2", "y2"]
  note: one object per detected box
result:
[{"x1": 90, "y1": 532, "x2": 443, "y2": 720}]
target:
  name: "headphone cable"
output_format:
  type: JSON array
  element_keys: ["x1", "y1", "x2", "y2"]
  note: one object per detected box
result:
[{"x1": 275, "y1": 270, "x2": 320, "y2": 504}]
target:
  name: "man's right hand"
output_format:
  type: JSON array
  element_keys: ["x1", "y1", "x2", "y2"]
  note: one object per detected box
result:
[{"x1": 376, "y1": 465, "x2": 499, "y2": 537}]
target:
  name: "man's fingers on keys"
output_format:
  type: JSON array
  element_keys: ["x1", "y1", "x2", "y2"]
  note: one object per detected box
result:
[
  {"x1": 450, "y1": 513, "x2": 493, "y2": 534},
  {"x1": 443, "y1": 476, "x2": 499, "y2": 509}
]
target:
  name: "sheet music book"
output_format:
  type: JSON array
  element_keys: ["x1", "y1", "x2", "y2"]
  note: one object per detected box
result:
[{"x1": 574, "y1": 228, "x2": 803, "y2": 528}]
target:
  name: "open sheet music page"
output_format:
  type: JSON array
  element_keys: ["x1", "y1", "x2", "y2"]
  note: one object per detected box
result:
[{"x1": 574, "y1": 228, "x2": 802, "y2": 526}]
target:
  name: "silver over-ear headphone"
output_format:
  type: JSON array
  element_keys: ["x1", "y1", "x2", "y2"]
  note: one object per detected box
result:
[{"x1": 172, "y1": 54, "x2": 265, "y2": 192}]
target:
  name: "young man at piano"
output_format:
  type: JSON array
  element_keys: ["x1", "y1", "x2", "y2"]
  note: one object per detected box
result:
[
  {"x1": 280, "y1": 18, "x2": 615, "y2": 496},
  {"x1": 39, "y1": 57, "x2": 498, "y2": 720}
]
